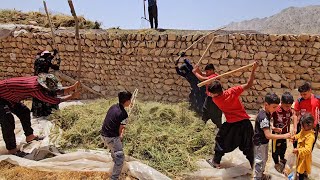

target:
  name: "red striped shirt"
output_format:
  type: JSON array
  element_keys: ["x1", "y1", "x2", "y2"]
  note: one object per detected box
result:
[{"x1": 0, "y1": 76, "x2": 61, "y2": 104}]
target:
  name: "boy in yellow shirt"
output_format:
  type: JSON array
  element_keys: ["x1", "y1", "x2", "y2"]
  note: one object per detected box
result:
[{"x1": 292, "y1": 113, "x2": 315, "y2": 180}]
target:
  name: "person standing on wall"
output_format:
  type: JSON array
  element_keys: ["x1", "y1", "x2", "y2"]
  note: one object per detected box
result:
[{"x1": 145, "y1": 0, "x2": 158, "y2": 29}]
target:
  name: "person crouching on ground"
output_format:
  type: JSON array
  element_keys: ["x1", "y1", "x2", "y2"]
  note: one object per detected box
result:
[{"x1": 100, "y1": 91, "x2": 132, "y2": 180}]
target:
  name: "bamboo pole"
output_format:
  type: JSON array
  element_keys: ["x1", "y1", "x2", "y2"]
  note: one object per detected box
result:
[
  {"x1": 67, "y1": 0, "x2": 82, "y2": 80},
  {"x1": 197, "y1": 62, "x2": 255, "y2": 87},
  {"x1": 53, "y1": 71, "x2": 107, "y2": 99}
]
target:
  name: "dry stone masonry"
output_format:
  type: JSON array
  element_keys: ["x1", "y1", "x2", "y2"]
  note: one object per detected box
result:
[{"x1": 0, "y1": 27, "x2": 319, "y2": 110}]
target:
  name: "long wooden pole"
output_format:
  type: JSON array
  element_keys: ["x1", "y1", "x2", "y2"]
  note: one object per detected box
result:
[
  {"x1": 43, "y1": 1, "x2": 56, "y2": 48},
  {"x1": 67, "y1": 0, "x2": 82, "y2": 80},
  {"x1": 173, "y1": 26, "x2": 226, "y2": 63},
  {"x1": 196, "y1": 36, "x2": 215, "y2": 66},
  {"x1": 53, "y1": 71, "x2": 107, "y2": 99},
  {"x1": 197, "y1": 62, "x2": 255, "y2": 87},
  {"x1": 43, "y1": 0, "x2": 60, "y2": 61}
]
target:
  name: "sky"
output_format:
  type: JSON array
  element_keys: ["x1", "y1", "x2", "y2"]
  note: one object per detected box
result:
[{"x1": 1, "y1": 0, "x2": 320, "y2": 30}]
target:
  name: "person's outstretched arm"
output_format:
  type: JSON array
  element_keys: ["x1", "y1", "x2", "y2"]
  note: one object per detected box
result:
[
  {"x1": 241, "y1": 62, "x2": 258, "y2": 90},
  {"x1": 57, "y1": 81, "x2": 80, "y2": 95},
  {"x1": 59, "y1": 90, "x2": 81, "y2": 102}
]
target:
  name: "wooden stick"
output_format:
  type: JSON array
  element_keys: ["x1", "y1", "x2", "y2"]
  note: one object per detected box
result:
[
  {"x1": 53, "y1": 71, "x2": 107, "y2": 99},
  {"x1": 128, "y1": 88, "x2": 139, "y2": 117},
  {"x1": 43, "y1": 0, "x2": 61, "y2": 62},
  {"x1": 173, "y1": 27, "x2": 226, "y2": 64},
  {"x1": 43, "y1": 1, "x2": 56, "y2": 48},
  {"x1": 184, "y1": 26, "x2": 226, "y2": 52},
  {"x1": 196, "y1": 36, "x2": 215, "y2": 66},
  {"x1": 197, "y1": 62, "x2": 255, "y2": 87},
  {"x1": 67, "y1": 0, "x2": 82, "y2": 80}
]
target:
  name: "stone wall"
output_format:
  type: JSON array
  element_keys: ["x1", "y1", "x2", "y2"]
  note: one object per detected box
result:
[{"x1": 0, "y1": 27, "x2": 319, "y2": 109}]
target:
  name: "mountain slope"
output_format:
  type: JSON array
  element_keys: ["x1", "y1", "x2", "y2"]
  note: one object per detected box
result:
[{"x1": 225, "y1": 6, "x2": 320, "y2": 34}]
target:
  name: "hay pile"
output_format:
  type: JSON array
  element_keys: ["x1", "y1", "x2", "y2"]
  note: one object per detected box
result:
[
  {"x1": 0, "y1": 9, "x2": 101, "y2": 29},
  {"x1": 0, "y1": 161, "x2": 138, "y2": 180},
  {"x1": 49, "y1": 99, "x2": 217, "y2": 177}
]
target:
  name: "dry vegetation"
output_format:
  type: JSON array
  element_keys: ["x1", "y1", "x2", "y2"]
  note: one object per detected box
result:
[
  {"x1": 48, "y1": 99, "x2": 217, "y2": 177},
  {"x1": 0, "y1": 9, "x2": 101, "y2": 29},
  {"x1": 0, "y1": 161, "x2": 113, "y2": 180}
]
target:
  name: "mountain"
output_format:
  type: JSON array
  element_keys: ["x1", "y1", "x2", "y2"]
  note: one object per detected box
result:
[{"x1": 225, "y1": 6, "x2": 320, "y2": 34}]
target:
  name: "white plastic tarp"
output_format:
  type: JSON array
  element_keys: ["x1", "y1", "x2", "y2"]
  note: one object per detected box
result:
[{"x1": 0, "y1": 101, "x2": 170, "y2": 180}]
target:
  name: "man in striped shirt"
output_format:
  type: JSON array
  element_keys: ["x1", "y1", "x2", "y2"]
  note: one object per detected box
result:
[{"x1": 0, "y1": 74, "x2": 80, "y2": 157}]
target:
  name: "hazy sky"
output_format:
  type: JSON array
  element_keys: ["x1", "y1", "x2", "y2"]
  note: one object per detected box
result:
[{"x1": 1, "y1": 0, "x2": 320, "y2": 30}]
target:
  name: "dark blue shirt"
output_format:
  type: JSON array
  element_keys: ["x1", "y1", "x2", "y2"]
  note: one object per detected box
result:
[
  {"x1": 101, "y1": 104, "x2": 128, "y2": 137},
  {"x1": 147, "y1": 0, "x2": 157, "y2": 7},
  {"x1": 253, "y1": 110, "x2": 271, "y2": 145}
]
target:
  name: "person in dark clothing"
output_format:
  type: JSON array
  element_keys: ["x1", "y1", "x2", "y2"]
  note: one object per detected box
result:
[
  {"x1": 145, "y1": 0, "x2": 158, "y2": 29},
  {"x1": 32, "y1": 49, "x2": 61, "y2": 117},
  {"x1": 101, "y1": 91, "x2": 132, "y2": 180},
  {"x1": 175, "y1": 58, "x2": 206, "y2": 115},
  {"x1": 253, "y1": 93, "x2": 291, "y2": 180},
  {"x1": 0, "y1": 74, "x2": 80, "y2": 157},
  {"x1": 193, "y1": 63, "x2": 222, "y2": 128},
  {"x1": 271, "y1": 92, "x2": 296, "y2": 173}
]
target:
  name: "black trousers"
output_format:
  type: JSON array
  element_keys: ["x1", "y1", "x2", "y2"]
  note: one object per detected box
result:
[
  {"x1": 202, "y1": 96, "x2": 222, "y2": 128},
  {"x1": 0, "y1": 99, "x2": 33, "y2": 150},
  {"x1": 148, "y1": 5, "x2": 158, "y2": 29},
  {"x1": 272, "y1": 138, "x2": 287, "y2": 164},
  {"x1": 213, "y1": 119, "x2": 254, "y2": 168}
]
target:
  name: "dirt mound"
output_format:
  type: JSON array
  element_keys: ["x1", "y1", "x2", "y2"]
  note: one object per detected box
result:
[{"x1": 0, "y1": 9, "x2": 100, "y2": 29}]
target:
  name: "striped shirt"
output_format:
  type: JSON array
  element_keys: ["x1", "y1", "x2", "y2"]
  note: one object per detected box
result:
[{"x1": 0, "y1": 76, "x2": 61, "y2": 104}]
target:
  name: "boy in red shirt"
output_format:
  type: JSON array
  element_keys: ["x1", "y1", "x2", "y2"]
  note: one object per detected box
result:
[
  {"x1": 193, "y1": 64, "x2": 222, "y2": 128},
  {"x1": 271, "y1": 92, "x2": 297, "y2": 173},
  {"x1": 206, "y1": 62, "x2": 258, "y2": 169},
  {"x1": 293, "y1": 82, "x2": 320, "y2": 149}
]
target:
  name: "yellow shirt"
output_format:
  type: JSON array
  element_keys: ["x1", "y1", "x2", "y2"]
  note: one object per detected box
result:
[{"x1": 294, "y1": 129, "x2": 315, "y2": 174}]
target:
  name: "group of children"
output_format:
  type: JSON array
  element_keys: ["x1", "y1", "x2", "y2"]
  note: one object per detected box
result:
[
  {"x1": 101, "y1": 61, "x2": 319, "y2": 180},
  {"x1": 253, "y1": 82, "x2": 319, "y2": 180}
]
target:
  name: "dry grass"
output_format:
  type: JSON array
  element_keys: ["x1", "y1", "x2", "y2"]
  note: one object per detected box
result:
[
  {"x1": 0, "y1": 9, "x2": 100, "y2": 29},
  {"x1": 0, "y1": 161, "x2": 111, "y2": 180},
  {"x1": 48, "y1": 99, "x2": 217, "y2": 178}
]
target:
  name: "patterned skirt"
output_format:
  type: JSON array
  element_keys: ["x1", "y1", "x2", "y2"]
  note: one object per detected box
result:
[{"x1": 31, "y1": 98, "x2": 58, "y2": 117}]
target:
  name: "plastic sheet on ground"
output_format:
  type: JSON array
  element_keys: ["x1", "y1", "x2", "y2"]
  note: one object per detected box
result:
[
  {"x1": 0, "y1": 101, "x2": 170, "y2": 180},
  {"x1": 187, "y1": 148, "x2": 252, "y2": 179}
]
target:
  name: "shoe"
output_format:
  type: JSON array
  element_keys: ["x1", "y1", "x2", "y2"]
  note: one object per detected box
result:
[
  {"x1": 14, "y1": 150, "x2": 29, "y2": 157},
  {"x1": 274, "y1": 163, "x2": 284, "y2": 173},
  {"x1": 27, "y1": 135, "x2": 45, "y2": 143},
  {"x1": 280, "y1": 159, "x2": 287, "y2": 165},
  {"x1": 206, "y1": 158, "x2": 221, "y2": 169},
  {"x1": 262, "y1": 174, "x2": 272, "y2": 180}
]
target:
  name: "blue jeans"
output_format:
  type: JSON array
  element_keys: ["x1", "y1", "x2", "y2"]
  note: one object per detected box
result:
[{"x1": 101, "y1": 136, "x2": 124, "y2": 180}]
